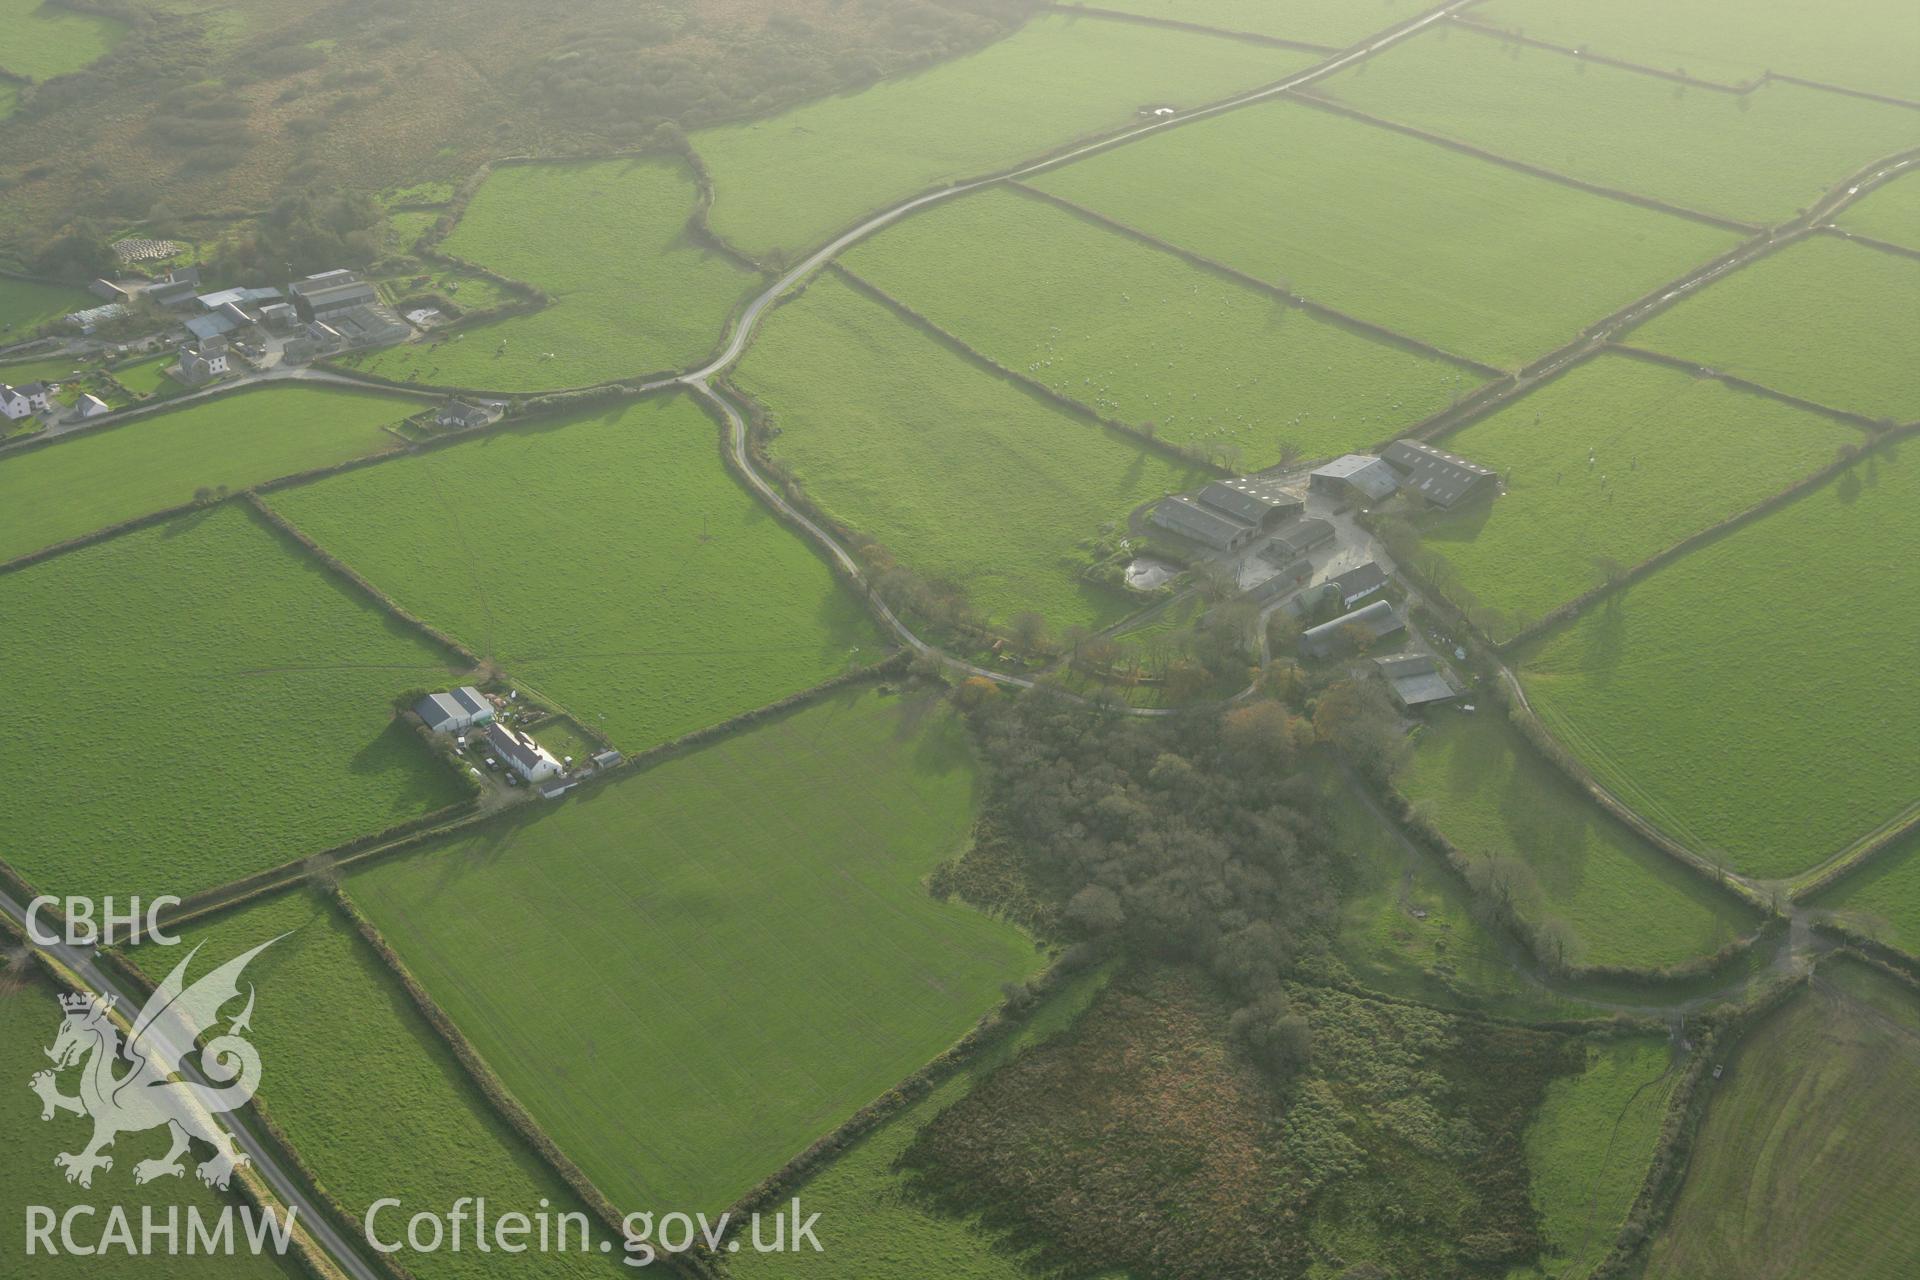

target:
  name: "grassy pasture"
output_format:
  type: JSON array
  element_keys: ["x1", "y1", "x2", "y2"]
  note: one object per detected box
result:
[
  {"x1": 110, "y1": 355, "x2": 191, "y2": 399},
  {"x1": 0, "y1": 503, "x2": 465, "y2": 900},
  {"x1": 269, "y1": 395, "x2": 884, "y2": 751},
  {"x1": 1645, "y1": 961, "x2": 1920, "y2": 1278},
  {"x1": 734, "y1": 271, "x2": 1212, "y2": 632},
  {"x1": 1628, "y1": 235, "x2": 1920, "y2": 421},
  {"x1": 1808, "y1": 828, "x2": 1920, "y2": 957},
  {"x1": 0, "y1": 275, "x2": 91, "y2": 335},
  {"x1": 1521, "y1": 444, "x2": 1920, "y2": 878},
  {"x1": 347, "y1": 158, "x2": 756, "y2": 391},
  {"x1": 0, "y1": 965, "x2": 304, "y2": 1279},
  {"x1": 1841, "y1": 170, "x2": 1920, "y2": 250},
  {"x1": 1415, "y1": 354, "x2": 1864, "y2": 635},
  {"x1": 1317, "y1": 25, "x2": 1920, "y2": 225},
  {"x1": 1522, "y1": 1036, "x2": 1678, "y2": 1280},
  {"x1": 348, "y1": 687, "x2": 1041, "y2": 1214},
  {"x1": 692, "y1": 14, "x2": 1313, "y2": 259},
  {"x1": 0, "y1": 0, "x2": 125, "y2": 82},
  {"x1": 1057, "y1": 0, "x2": 1427, "y2": 45},
  {"x1": 730, "y1": 967, "x2": 1115, "y2": 1280},
  {"x1": 143, "y1": 891, "x2": 625, "y2": 1280},
  {"x1": 1400, "y1": 712, "x2": 1758, "y2": 972},
  {"x1": 1033, "y1": 98, "x2": 1739, "y2": 369},
  {"x1": 1472, "y1": 0, "x2": 1920, "y2": 101},
  {"x1": 0, "y1": 385, "x2": 411, "y2": 562},
  {"x1": 842, "y1": 186, "x2": 1482, "y2": 465}
]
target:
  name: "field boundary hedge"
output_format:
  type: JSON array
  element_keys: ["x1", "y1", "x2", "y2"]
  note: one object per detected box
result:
[
  {"x1": 1044, "y1": 3, "x2": 1338, "y2": 53},
  {"x1": 243, "y1": 491, "x2": 482, "y2": 665},
  {"x1": 1790, "y1": 803, "x2": 1920, "y2": 902},
  {"x1": 1006, "y1": 180, "x2": 1507, "y2": 377},
  {"x1": 0, "y1": 495, "x2": 207, "y2": 577},
  {"x1": 61, "y1": 940, "x2": 389, "y2": 1280},
  {"x1": 1607, "y1": 341, "x2": 1887, "y2": 427},
  {"x1": 1286, "y1": 89, "x2": 1759, "y2": 234},
  {"x1": 1587, "y1": 971, "x2": 1810, "y2": 1279},
  {"x1": 828, "y1": 261, "x2": 1229, "y2": 471},
  {"x1": 1371, "y1": 760, "x2": 1770, "y2": 984},
  {"x1": 1446, "y1": 14, "x2": 1763, "y2": 95},
  {"x1": 1495, "y1": 417, "x2": 1918, "y2": 653},
  {"x1": 1826, "y1": 224, "x2": 1920, "y2": 263}
]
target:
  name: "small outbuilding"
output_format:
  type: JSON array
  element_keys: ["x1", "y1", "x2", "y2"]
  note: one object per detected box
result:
[
  {"x1": 1374, "y1": 652, "x2": 1463, "y2": 708},
  {"x1": 1265, "y1": 517, "x2": 1335, "y2": 560},
  {"x1": 1329, "y1": 561, "x2": 1388, "y2": 608},
  {"x1": 435, "y1": 400, "x2": 493, "y2": 430}
]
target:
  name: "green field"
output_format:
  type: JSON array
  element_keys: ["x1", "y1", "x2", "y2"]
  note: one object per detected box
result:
[
  {"x1": 144, "y1": 891, "x2": 626, "y2": 1280},
  {"x1": 1415, "y1": 354, "x2": 1863, "y2": 634},
  {"x1": 0, "y1": 385, "x2": 411, "y2": 562},
  {"x1": 1521, "y1": 445, "x2": 1920, "y2": 878},
  {"x1": 0, "y1": 0, "x2": 125, "y2": 82},
  {"x1": 110, "y1": 355, "x2": 192, "y2": 399},
  {"x1": 1522, "y1": 1035, "x2": 1678, "y2": 1280},
  {"x1": 1317, "y1": 25, "x2": 1920, "y2": 225},
  {"x1": 0, "y1": 504, "x2": 466, "y2": 899},
  {"x1": 692, "y1": 13, "x2": 1313, "y2": 259},
  {"x1": 735, "y1": 271, "x2": 1211, "y2": 632},
  {"x1": 1808, "y1": 829, "x2": 1920, "y2": 956},
  {"x1": 842, "y1": 186, "x2": 1483, "y2": 465},
  {"x1": 347, "y1": 158, "x2": 756, "y2": 391},
  {"x1": 1033, "y1": 98, "x2": 1739, "y2": 369},
  {"x1": 1400, "y1": 712, "x2": 1758, "y2": 971},
  {"x1": 0, "y1": 965, "x2": 305, "y2": 1279},
  {"x1": 269, "y1": 395, "x2": 884, "y2": 751},
  {"x1": 1472, "y1": 0, "x2": 1920, "y2": 100},
  {"x1": 1646, "y1": 961, "x2": 1920, "y2": 1278},
  {"x1": 348, "y1": 687, "x2": 1041, "y2": 1213},
  {"x1": 1628, "y1": 236, "x2": 1920, "y2": 421},
  {"x1": 732, "y1": 967, "x2": 1115, "y2": 1280},
  {"x1": 0, "y1": 275, "x2": 91, "y2": 336},
  {"x1": 1841, "y1": 171, "x2": 1920, "y2": 251},
  {"x1": 1058, "y1": 0, "x2": 1426, "y2": 45}
]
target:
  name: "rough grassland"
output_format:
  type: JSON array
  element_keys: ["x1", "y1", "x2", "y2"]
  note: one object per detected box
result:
[
  {"x1": 1629, "y1": 236, "x2": 1920, "y2": 421},
  {"x1": 1058, "y1": 0, "x2": 1426, "y2": 45},
  {"x1": 1317, "y1": 25, "x2": 1920, "y2": 225},
  {"x1": 1841, "y1": 170, "x2": 1920, "y2": 251},
  {"x1": 1400, "y1": 712, "x2": 1757, "y2": 971},
  {"x1": 0, "y1": 385, "x2": 411, "y2": 562},
  {"x1": 1646, "y1": 961, "x2": 1920, "y2": 1279},
  {"x1": 843, "y1": 186, "x2": 1482, "y2": 465},
  {"x1": 735, "y1": 272, "x2": 1213, "y2": 631},
  {"x1": 1521, "y1": 447, "x2": 1920, "y2": 878},
  {"x1": 0, "y1": 966, "x2": 303, "y2": 1280},
  {"x1": 1809, "y1": 829, "x2": 1920, "y2": 957},
  {"x1": 1416, "y1": 354, "x2": 1863, "y2": 635},
  {"x1": 0, "y1": 504, "x2": 465, "y2": 900},
  {"x1": 347, "y1": 159, "x2": 756, "y2": 390},
  {"x1": 1034, "y1": 99, "x2": 1739, "y2": 369},
  {"x1": 145, "y1": 892, "x2": 625, "y2": 1280},
  {"x1": 1472, "y1": 0, "x2": 1920, "y2": 101},
  {"x1": 0, "y1": 275, "x2": 92, "y2": 334},
  {"x1": 730, "y1": 968, "x2": 1115, "y2": 1280},
  {"x1": 270, "y1": 395, "x2": 883, "y2": 752},
  {"x1": 0, "y1": 0, "x2": 124, "y2": 82},
  {"x1": 693, "y1": 14, "x2": 1313, "y2": 258},
  {"x1": 1523, "y1": 1036, "x2": 1678, "y2": 1280},
  {"x1": 1319, "y1": 760, "x2": 1593, "y2": 1022},
  {"x1": 348, "y1": 688, "x2": 1041, "y2": 1214}
]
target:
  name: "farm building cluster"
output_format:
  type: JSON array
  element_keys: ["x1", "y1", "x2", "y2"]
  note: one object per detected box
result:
[
  {"x1": 411, "y1": 686, "x2": 612, "y2": 800},
  {"x1": 1309, "y1": 440, "x2": 1500, "y2": 509}
]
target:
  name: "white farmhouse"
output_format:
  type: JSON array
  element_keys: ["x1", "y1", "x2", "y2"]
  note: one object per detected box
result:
[{"x1": 484, "y1": 722, "x2": 562, "y2": 783}]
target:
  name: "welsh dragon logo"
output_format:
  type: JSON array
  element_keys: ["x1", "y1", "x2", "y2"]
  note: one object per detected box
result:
[{"x1": 29, "y1": 938, "x2": 281, "y2": 1190}]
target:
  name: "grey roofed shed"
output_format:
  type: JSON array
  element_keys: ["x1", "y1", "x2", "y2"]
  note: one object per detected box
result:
[
  {"x1": 1382, "y1": 439, "x2": 1499, "y2": 508},
  {"x1": 1149, "y1": 494, "x2": 1255, "y2": 551},
  {"x1": 1310, "y1": 454, "x2": 1399, "y2": 501},
  {"x1": 1330, "y1": 561, "x2": 1388, "y2": 604},
  {"x1": 1300, "y1": 599, "x2": 1403, "y2": 658},
  {"x1": 185, "y1": 312, "x2": 238, "y2": 342},
  {"x1": 1197, "y1": 477, "x2": 1301, "y2": 528},
  {"x1": 414, "y1": 692, "x2": 468, "y2": 732},
  {"x1": 1268, "y1": 517, "x2": 1335, "y2": 558}
]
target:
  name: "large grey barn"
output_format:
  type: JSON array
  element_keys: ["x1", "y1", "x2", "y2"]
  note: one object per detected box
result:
[{"x1": 1382, "y1": 440, "x2": 1499, "y2": 508}]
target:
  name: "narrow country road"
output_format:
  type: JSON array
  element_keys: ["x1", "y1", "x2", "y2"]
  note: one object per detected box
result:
[{"x1": 0, "y1": 888, "x2": 385, "y2": 1280}]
